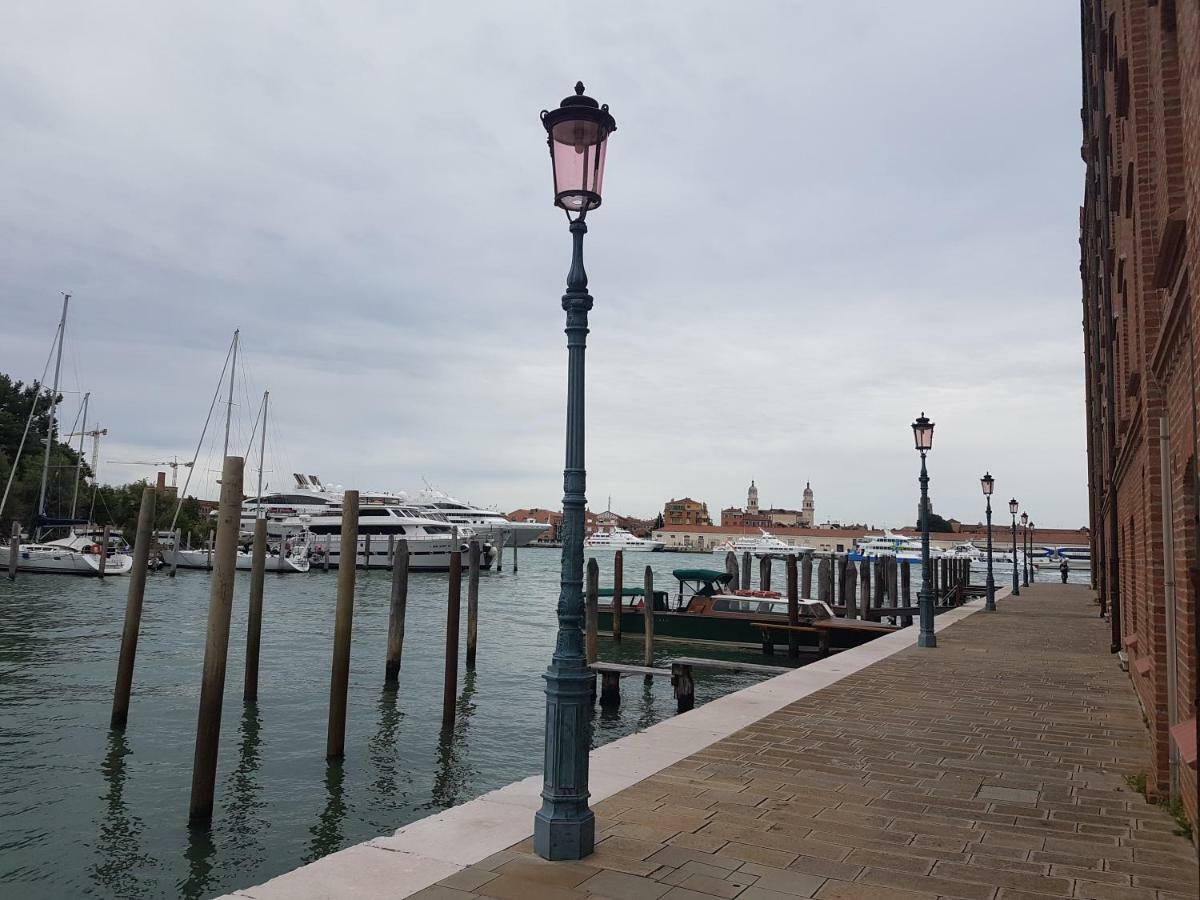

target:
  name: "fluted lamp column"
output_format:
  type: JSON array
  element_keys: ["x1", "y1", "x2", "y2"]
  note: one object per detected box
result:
[
  {"x1": 981, "y1": 472, "x2": 996, "y2": 611},
  {"x1": 912, "y1": 413, "x2": 936, "y2": 648},
  {"x1": 1009, "y1": 499, "x2": 1020, "y2": 596}
]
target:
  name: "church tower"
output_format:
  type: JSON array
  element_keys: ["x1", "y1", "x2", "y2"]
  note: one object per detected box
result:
[
  {"x1": 747, "y1": 480, "x2": 759, "y2": 514},
  {"x1": 801, "y1": 481, "x2": 814, "y2": 527}
]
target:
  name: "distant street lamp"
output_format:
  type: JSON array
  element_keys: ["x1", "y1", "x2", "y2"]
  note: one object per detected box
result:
[
  {"x1": 1027, "y1": 520, "x2": 1036, "y2": 584},
  {"x1": 533, "y1": 82, "x2": 616, "y2": 862},
  {"x1": 981, "y1": 473, "x2": 996, "y2": 611},
  {"x1": 912, "y1": 413, "x2": 936, "y2": 648},
  {"x1": 1020, "y1": 512, "x2": 1030, "y2": 587},
  {"x1": 1009, "y1": 499, "x2": 1020, "y2": 596}
]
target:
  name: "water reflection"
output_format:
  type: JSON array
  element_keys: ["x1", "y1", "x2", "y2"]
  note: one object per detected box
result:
[
  {"x1": 430, "y1": 670, "x2": 478, "y2": 809},
  {"x1": 90, "y1": 730, "x2": 151, "y2": 897},
  {"x1": 180, "y1": 825, "x2": 217, "y2": 900},
  {"x1": 224, "y1": 705, "x2": 267, "y2": 854},
  {"x1": 636, "y1": 676, "x2": 660, "y2": 732},
  {"x1": 305, "y1": 760, "x2": 346, "y2": 863},
  {"x1": 369, "y1": 686, "x2": 410, "y2": 801}
]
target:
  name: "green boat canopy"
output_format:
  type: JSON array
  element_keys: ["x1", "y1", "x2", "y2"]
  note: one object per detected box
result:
[{"x1": 672, "y1": 569, "x2": 734, "y2": 583}]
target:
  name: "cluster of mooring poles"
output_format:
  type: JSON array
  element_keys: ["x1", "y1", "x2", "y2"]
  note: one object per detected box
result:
[{"x1": 106, "y1": 458, "x2": 491, "y2": 828}]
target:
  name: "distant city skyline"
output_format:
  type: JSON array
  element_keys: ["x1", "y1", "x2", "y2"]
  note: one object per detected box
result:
[{"x1": 0, "y1": 3, "x2": 1085, "y2": 529}]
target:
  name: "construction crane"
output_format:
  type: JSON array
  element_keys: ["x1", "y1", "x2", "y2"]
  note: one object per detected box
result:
[
  {"x1": 108, "y1": 456, "x2": 193, "y2": 488},
  {"x1": 65, "y1": 425, "x2": 108, "y2": 483}
]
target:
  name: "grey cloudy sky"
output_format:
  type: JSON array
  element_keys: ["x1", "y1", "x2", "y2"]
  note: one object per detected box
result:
[{"x1": 0, "y1": 2, "x2": 1086, "y2": 528}]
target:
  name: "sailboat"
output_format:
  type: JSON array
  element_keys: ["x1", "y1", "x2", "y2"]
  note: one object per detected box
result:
[
  {"x1": 162, "y1": 334, "x2": 310, "y2": 573},
  {"x1": 0, "y1": 295, "x2": 134, "y2": 576}
]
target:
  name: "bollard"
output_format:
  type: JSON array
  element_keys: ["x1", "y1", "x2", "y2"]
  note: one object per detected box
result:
[
  {"x1": 243, "y1": 517, "x2": 268, "y2": 704},
  {"x1": 860, "y1": 560, "x2": 872, "y2": 621},
  {"x1": 759, "y1": 555, "x2": 771, "y2": 592},
  {"x1": 785, "y1": 555, "x2": 799, "y2": 658},
  {"x1": 845, "y1": 561, "x2": 858, "y2": 619},
  {"x1": 585, "y1": 557, "x2": 599, "y2": 664},
  {"x1": 801, "y1": 552, "x2": 813, "y2": 599},
  {"x1": 441, "y1": 551, "x2": 462, "y2": 732},
  {"x1": 817, "y1": 557, "x2": 831, "y2": 603},
  {"x1": 384, "y1": 540, "x2": 409, "y2": 685},
  {"x1": 740, "y1": 551, "x2": 751, "y2": 590},
  {"x1": 325, "y1": 489, "x2": 360, "y2": 761},
  {"x1": 98, "y1": 524, "x2": 111, "y2": 578},
  {"x1": 110, "y1": 486, "x2": 156, "y2": 729},
  {"x1": 466, "y1": 540, "x2": 480, "y2": 668},
  {"x1": 612, "y1": 549, "x2": 623, "y2": 642},
  {"x1": 642, "y1": 566, "x2": 655, "y2": 668},
  {"x1": 8, "y1": 521, "x2": 19, "y2": 580},
  {"x1": 188, "y1": 456, "x2": 244, "y2": 824}
]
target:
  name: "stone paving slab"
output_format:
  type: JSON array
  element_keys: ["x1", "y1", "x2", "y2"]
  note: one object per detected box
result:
[{"x1": 414, "y1": 585, "x2": 1197, "y2": 900}]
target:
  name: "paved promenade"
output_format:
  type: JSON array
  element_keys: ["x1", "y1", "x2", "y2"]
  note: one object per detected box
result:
[{"x1": 415, "y1": 585, "x2": 1197, "y2": 900}]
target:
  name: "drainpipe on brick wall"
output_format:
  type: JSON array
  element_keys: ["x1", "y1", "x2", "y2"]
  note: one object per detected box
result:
[{"x1": 1159, "y1": 416, "x2": 1180, "y2": 802}]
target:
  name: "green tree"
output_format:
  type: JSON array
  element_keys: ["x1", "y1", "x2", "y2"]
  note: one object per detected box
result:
[{"x1": 922, "y1": 512, "x2": 955, "y2": 533}]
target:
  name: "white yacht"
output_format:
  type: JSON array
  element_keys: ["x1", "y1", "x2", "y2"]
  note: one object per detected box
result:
[
  {"x1": 164, "y1": 537, "x2": 311, "y2": 573},
  {"x1": 850, "y1": 532, "x2": 931, "y2": 563},
  {"x1": 406, "y1": 489, "x2": 548, "y2": 549},
  {"x1": 584, "y1": 526, "x2": 664, "y2": 552},
  {"x1": 943, "y1": 542, "x2": 984, "y2": 561},
  {"x1": 711, "y1": 531, "x2": 814, "y2": 557},
  {"x1": 0, "y1": 537, "x2": 134, "y2": 576}
]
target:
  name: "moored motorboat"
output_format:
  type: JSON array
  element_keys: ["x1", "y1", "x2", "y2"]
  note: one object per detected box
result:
[
  {"x1": 0, "y1": 541, "x2": 133, "y2": 576},
  {"x1": 585, "y1": 526, "x2": 664, "y2": 552},
  {"x1": 711, "y1": 530, "x2": 814, "y2": 557}
]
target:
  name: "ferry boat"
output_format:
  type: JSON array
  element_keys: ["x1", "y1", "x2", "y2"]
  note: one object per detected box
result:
[
  {"x1": 849, "y1": 532, "x2": 931, "y2": 563},
  {"x1": 1043, "y1": 545, "x2": 1091, "y2": 570},
  {"x1": 405, "y1": 489, "x2": 548, "y2": 548},
  {"x1": 595, "y1": 568, "x2": 895, "y2": 650},
  {"x1": 584, "y1": 526, "x2": 664, "y2": 552},
  {"x1": 711, "y1": 530, "x2": 814, "y2": 557}
]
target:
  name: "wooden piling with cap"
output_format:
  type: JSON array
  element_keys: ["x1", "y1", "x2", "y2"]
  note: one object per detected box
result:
[
  {"x1": 243, "y1": 516, "x2": 268, "y2": 704},
  {"x1": 325, "y1": 490, "x2": 359, "y2": 760},
  {"x1": 441, "y1": 550, "x2": 462, "y2": 731},
  {"x1": 188, "y1": 456, "x2": 244, "y2": 824},
  {"x1": 110, "y1": 486, "x2": 155, "y2": 729},
  {"x1": 384, "y1": 540, "x2": 409, "y2": 685}
]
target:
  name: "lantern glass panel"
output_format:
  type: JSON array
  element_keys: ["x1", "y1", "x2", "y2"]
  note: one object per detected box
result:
[
  {"x1": 981, "y1": 474, "x2": 994, "y2": 496},
  {"x1": 911, "y1": 415, "x2": 934, "y2": 451},
  {"x1": 1009, "y1": 499, "x2": 1019, "y2": 515},
  {"x1": 550, "y1": 118, "x2": 610, "y2": 212}
]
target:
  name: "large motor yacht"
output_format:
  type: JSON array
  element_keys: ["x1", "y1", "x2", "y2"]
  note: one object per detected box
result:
[
  {"x1": 710, "y1": 531, "x2": 814, "y2": 557},
  {"x1": 584, "y1": 526, "x2": 664, "y2": 552},
  {"x1": 849, "y1": 531, "x2": 932, "y2": 563},
  {"x1": 405, "y1": 488, "x2": 548, "y2": 548}
]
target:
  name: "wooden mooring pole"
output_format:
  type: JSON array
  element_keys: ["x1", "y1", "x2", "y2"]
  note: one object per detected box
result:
[
  {"x1": 724, "y1": 551, "x2": 738, "y2": 588},
  {"x1": 99, "y1": 524, "x2": 111, "y2": 578},
  {"x1": 8, "y1": 521, "x2": 18, "y2": 580},
  {"x1": 612, "y1": 549, "x2": 623, "y2": 642},
  {"x1": 759, "y1": 555, "x2": 771, "y2": 592},
  {"x1": 384, "y1": 540, "x2": 409, "y2": 685},
  {"x1": 801, "y1": 552, "x2": 813, "y2": 599},
  {"x1": 325, "y1": 490, "x2": 359, "y2": 761},
  {"x1": 441, "y1": 550, "x2": 462, "y2": 731},
  {"x1": 860, "y1": 560, "x2": 872, "y2": 621},
  {"x1": 188, "y1": 456, "x2": 244, "y2": 825},
  {"x1": 110, "y1": 486, "x2": 155, "y2": 729},
  {"x1": 585, "y1": 557, "x2": 599, "y2": 664},
  {"x1": 511, "y1": 539, "x2": 518, "y2": 573},
  {"x1": 844, "y1": 561, "x2": 858, "y2": 619},
  {"x1": 900, "y1": 560, "x2": 913, "y2": 626},
  {"x1": 836, "y1": 554, "x2": 847, "y2": 606},
  {"x1": 363, "y1": 533, "x2": 371, "y2": 569},
  {"x1": 817, "y1": 557, "x2": 831, "y2": 603},
  {"x1": 169, "y1": 528, "x2": 181, "y2": 577},
  {"x1": 642, "y1": 566, "x2": 655, "y2": 668},
  {"x1": 785, "y1": 555, "x2": 799, "y2": 657},
  {"x1": 243, "y1": 516, "x2": 268, "y2": 704},
  {"x1": 740, "y1": 551, "x2": 751, "y2": 590},
  {"x1": 466, "y1": 539, "x2": 480, "y2": 668}
]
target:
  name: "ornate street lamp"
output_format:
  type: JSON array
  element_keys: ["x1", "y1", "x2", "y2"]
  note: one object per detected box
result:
[
  {"x1": 533, "y1": 82, "x2": 616, "y2": 862},
  {"x1": 1020, "y1": 512, "x2": 1030, "y2": 587},
  {"x1": 1009, "y1": 499, "x2": 1020, "y2": 596},
  {"x1": 981, "y1": 473, "x2": 996, "y2": 611},
  {"x1": 912, "y1": 413, "x2": 936, "y2": 648},
  {"x1": 1028, "y1": 520, "x2": 1036, "y2": 584}
]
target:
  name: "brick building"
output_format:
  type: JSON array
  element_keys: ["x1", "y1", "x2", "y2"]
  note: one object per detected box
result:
[
  {"x1": 662, "y1": 497, "x2": 712, "y2": 527},
  {"x1": 1080, "y1": 0, "x2": 1198, "y2": 829}
]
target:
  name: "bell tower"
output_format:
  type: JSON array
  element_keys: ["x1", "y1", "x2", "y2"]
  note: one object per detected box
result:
[
  {"x1": 747, "y1": 480, "x2": 759, "y2": 514},
  {"x1": 802, "y1": 482, "x2": 814, "y2": 527}
]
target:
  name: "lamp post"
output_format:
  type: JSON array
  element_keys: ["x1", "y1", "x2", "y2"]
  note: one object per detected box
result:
[
  {"x1": 1028, "y1": 520, "x2": 1036, "y2": 584},
  {"x1": 1020, "y1": 512, "x2": 1030, "y2": 587},
  {"x1": 1009, "y1": 499, "x2": 1020, "y2": 596},
  {"x1": 533, "y1": 82, "x2": 615, "y2": 862},
  {"x1": 981, "y1": 472, "x2": 996, "y2": 611},
  {"x1": 912, "y1": 413, "x2": 936, "y2": 648}
]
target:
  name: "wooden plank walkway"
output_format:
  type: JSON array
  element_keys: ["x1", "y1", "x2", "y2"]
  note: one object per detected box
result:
[{"x1": 416, "y1": 584, "x2": 1198, "y2": 900}]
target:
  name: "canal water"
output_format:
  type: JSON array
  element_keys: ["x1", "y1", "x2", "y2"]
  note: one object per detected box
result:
[{"x1": 1, "y1": 548, "x2": 792, "y2": 900}]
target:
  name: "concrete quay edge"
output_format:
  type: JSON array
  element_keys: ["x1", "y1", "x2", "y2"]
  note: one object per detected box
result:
[{"x1": 218, "y1": 593, "x2": 1002, "y2": 900}]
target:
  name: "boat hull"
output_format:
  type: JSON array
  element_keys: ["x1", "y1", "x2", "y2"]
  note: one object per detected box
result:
[
  {"x1": 308, "y1": 536, "x2": 498, "y2": 571},
  {"x1": 0, "y1": 546, "x2": 133, "y2": 576},
  {"x1": 164, "y1": 548, "x2": 310, "y2": 573},
  {"x1": 596, "y1": 606, "x2": 887, "y2": 651}
]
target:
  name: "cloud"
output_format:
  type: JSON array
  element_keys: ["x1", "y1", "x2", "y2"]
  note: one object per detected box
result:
[{"x1": 0, "y1": 1, "x2": 1086, "y2": 527}]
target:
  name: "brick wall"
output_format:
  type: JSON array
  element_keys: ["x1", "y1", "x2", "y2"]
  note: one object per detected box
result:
[{"x1": 1081, "y1": 0, "x2": 1198, "y2": 831}]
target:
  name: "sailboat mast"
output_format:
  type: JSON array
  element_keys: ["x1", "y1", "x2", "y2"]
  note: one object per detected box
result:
[
  {"x1": 70, "y1": 391, "x2": 89, "y2": 519},
  {"x1": 36, "y1": 293, "x2": 70, "y2": 534},
  {"x1": 222, "y1": 328, "x2": 239, "y2": 460},
  {"x1": 256, "y1": 391, "x2": 268, "y2": 516}
]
